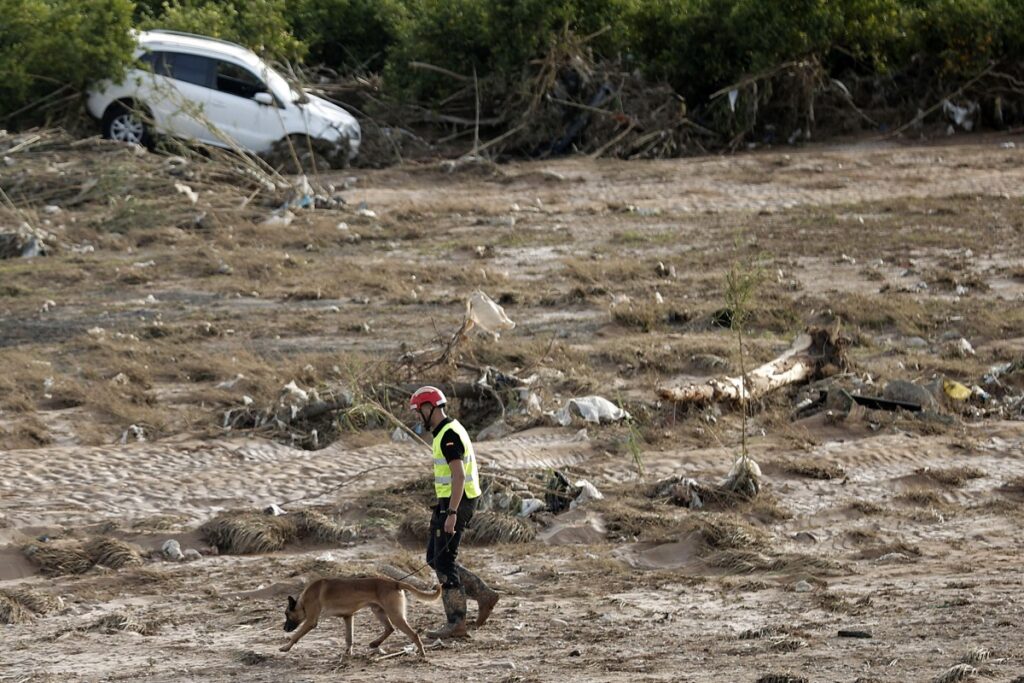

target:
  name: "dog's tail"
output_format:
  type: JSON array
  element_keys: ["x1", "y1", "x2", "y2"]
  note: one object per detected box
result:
[{"x1": 398, "y1": 581, "x2": 442, "y2": 603}]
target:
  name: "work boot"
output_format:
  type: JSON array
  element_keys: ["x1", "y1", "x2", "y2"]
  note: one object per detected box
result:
[
  {"x1": 458, "y1": 567, "x2": 499, "y2": 627},
  {"x1": 425, "y1": 587, "x2": 468, "y2": 639}
]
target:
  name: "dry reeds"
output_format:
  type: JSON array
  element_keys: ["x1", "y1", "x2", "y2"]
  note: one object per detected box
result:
[
  {"x1": 22, "y1": 543, "x2": 93, "y2": 576},
  {"x1": 756, "y1": 675, "x2": 808, "y2": 683},
  {"x1": 400, "y1": 510, "x2": 536, "y2": 545},
  {"x1": 932, "y1": 664, "x2": 977, "y2": 683},
  {"x1": 0, "y1": 587, "x2": 64, "y2": 620},
  {"x1": 0, "y1": 593, "x2": 30, "y2": 624},
  {"x1": 88, "y1": 611, "x2": 163, "y2": 636},
  {"x1": 916, "y1": 466, "x2": 986, "y2": 487},
  {"x1": 84, "y1": 537, "x2": 144, "y2": 569},
  {"x1": 200, "y1": 508, "x2": 359, "y2": 554},
  {"x1": 292, "y1": 510, "x2": 358, "y2": 545},
  {"x1": 200, "y1": 512, "x2": 296, "y2": 554},
  {"x1": 780, "y1": 458, "x2": 846, "y2": 480}
]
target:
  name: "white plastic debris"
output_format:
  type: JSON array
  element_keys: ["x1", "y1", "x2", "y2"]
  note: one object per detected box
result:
[
  {"x1": 87, "y1": 326, "x2": 105, "y2": 337},
  {"x1": 161, "y1": 539, "x2": 184, "y2": 561},
  {"x1": 262, "y1": 210, "x2": 295, "y2": 227},
  {"x1": 282, "y1": 380, "x2": 309, "y2": 402},
  {"x1": 215, "y1": 373, "x2": 244, "y2": 389},
  {"x1": 956, "y1": 338, "x2": 975, "y2": 356},
  {"x1": 391, "y1": 426, "x2": 413, "y2": 442},
  {"x1": 263, "y1": 504, "x2": 286, "y2": 516},
  {"x1": 518, "y1": 498, "x2": 546, "y2": 517},
  {"x1": 40, "y1": 299, "x2": 57, "y2": 312},
  {"x1": 182, "y1": 549, "x2": 202, "y2": 562},
  {"x1": 356, "y1": 208, "x2": 377, "y2": 219},
  {"x1": 552, "y1": 396, "x2": 630, "y2": 426},
  {"x1": 569, "y1": 480, "x2": 604, "y2": 509},
  {"x1": 174, "y1": 182, "x2": 198, "y2": 204},
  {"x1": 110, "y1": 372, "x2": 130, "y2": 386},
  {"x1": 728, "y1": 89, "x2": 739, "y2": 112},
  {"x1": 120, "y1": 424, "x2": 146, "y2": 444},
  {"x1": 942, "y1": 99, "x2": 979, "y2": 131},
  {"x1": 466, "y1": 290, "x2": 516, "y2": 339},
  {"x1": 132, "y1": 260, "x2": 156, "y2": 268},
  {"x1": 794, "y1": 580, "x2": 813, "y2": 593}
]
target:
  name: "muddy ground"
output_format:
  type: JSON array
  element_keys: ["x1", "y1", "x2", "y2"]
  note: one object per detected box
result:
[{"x1": 2, "y1": 131, "x2": 1024, "y2": 682}]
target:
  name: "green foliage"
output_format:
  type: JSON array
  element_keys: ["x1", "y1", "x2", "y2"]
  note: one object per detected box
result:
[
  {"x1": 140, "y1": 0, "x2": 305, "y2": 62},
  {"x1": 285, "y1": 0, "x2": 407, "y2": 72},
  {"x1": 0, "y1": 0, "x2": 136, "y2": 121}
]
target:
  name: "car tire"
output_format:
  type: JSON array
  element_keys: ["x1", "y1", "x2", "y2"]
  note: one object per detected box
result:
[{"x1": 102, "y1": 103, "x2": 154, "y2": 149}]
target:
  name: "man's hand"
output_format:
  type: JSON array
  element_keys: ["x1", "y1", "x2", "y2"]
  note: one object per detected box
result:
[{"x1": 444, "y1": 513, "x2": 457, "y2": 534}]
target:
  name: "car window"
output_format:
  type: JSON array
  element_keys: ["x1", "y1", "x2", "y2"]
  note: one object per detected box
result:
[
  {"x1": 215, "y1": 61, "x2": 268, "y2": 100},
  {"x1": 161, "y1": 52, "x2": 215, "y2": 89}
]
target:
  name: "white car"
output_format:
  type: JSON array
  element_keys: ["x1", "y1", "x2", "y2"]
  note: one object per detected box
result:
[{"x1": 87, "y1": 30, "x2": 360, "y2": 165}]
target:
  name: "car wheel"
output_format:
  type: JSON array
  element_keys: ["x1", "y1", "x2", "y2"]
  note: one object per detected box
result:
[
  {"x1": 267, "y1": 135, "x2": 337, "y2": 174},
  {"x1": 102, "y1": 103, "x2": 153, "y2": 149}
]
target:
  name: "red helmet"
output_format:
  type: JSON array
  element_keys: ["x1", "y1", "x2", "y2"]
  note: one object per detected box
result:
[{"x1": 409, "y1": 386, "x2": 447, "y2": 410}]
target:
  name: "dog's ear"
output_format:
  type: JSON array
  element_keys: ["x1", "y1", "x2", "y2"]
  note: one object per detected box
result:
[{"x1": 287, "y1": 595, "x2": 297, "y2": 610}]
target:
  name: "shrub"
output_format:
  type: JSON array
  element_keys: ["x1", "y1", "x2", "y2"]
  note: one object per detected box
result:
[
  {"x1": 285, "y1": 0, "x2": 408, "y2": 73},
  {"x1": 139, "y1": 0, "x2": 305, "y2": 62},
  {"x1": 0, "y1": 0, "x2": 136, "y2": 122}
]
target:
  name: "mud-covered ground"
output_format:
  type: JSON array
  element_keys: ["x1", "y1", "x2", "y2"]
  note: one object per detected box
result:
[{"x1": 2, "y1": 132, "x2": 1024, "y2": 682}]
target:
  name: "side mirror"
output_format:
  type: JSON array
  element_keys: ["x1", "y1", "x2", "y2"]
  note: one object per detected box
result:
[{"x1": 253, "y1": 91, "x2": 275, "y2": 106}]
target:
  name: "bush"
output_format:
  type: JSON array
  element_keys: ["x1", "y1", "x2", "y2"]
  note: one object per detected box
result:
[
  {"x1": 139, "y1": 0, "x2": 305, "y2": 62},
  {"x1": 383, "y1": 0, "x2": 632, "y2": 104},
  {"x1": 0, "y1": 0, "x2": 136, "y2": 123},
  {"x1": 285, "y1": 0, "x2": 408, "y2": 73}
]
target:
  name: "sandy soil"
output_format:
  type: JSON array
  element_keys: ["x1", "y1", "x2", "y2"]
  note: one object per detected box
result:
[{"x1": 2, "y1": 134, "x2": 1024, "y2": 682}]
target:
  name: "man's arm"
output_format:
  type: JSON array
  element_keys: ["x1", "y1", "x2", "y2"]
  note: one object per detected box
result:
[{"x1": 447, "y1": 459, "x2": 465, "y2": 512}]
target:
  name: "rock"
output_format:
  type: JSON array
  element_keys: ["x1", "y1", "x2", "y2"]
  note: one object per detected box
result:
[
  {"x1": 794, "y1": 580, "x2": 813, "y2": 593},
  {"x1": 162, "y1": 539, "x2": 184, "y2": 561},
  {"x1": 882, "y1": 380, "x2": 938, "y2": 411},
  {"x1": 182, "y1": 549, "x2": 202, "y2": 562},
  {"x1": 263, "y1": 504, "x2": 286, "y2": 516},
  {"x1": 903, "y1": 336, "x2": 928, "y2": 349}
]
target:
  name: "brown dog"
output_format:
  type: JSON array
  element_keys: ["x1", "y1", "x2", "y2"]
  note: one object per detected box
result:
[{"x1": 280, "y1": 576, "x2": 441, "y2": 657}]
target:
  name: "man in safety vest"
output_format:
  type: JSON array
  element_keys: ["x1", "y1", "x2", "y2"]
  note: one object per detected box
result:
[{"x1": 410, "y1": 385, "x2": 499, "y2": 639}]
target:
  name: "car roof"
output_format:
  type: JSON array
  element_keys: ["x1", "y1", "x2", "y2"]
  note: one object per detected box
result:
[{"x1": 137, "y1": 30, "x2": 263, "y2": 69}]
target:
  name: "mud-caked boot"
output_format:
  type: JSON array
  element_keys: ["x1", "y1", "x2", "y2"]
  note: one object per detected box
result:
[
  {"x1": 425, "y1": 587, "x2": 468, "y2": 639},
  {"x1": 458, "y1": 567, "x2": 499, "y2": 627}
]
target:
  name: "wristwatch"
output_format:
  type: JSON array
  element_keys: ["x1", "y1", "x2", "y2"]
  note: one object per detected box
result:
[{"x1": 446, "y1": 509, "x2": 458, "y2": 516}]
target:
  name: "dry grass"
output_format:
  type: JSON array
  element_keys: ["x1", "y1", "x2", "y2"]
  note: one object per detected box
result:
[
  {"x1": 0, "y1": 593, "x2": 31, "y2": 624},
  {"x1": 22, "y1": 543, "x2": 94, "y2": 576},
  {"x1": 291, "y1": 510, "x2": 358, "y2": 544},
  {"x1": 932, "y1": 664, "x2": 978, "y2": 683},
  {"x1": 915, "y1": 466, "x2": 986, "y2": 487},
  {"x1": 898, "y1": 489, "x2": 946, "y2": 507},
  {"x1": 200, "y1": 512, "x2": 297, "y2": 554},
  {"x1": 0, "y1": 587, "x2": 64, "y2": 617},
  {"x1": 777, "y1": 458, "x2": 846, "y2": 480},
  {"x1": 87, "y1": 611, "x2": 163, "y2": 636},
  {"x1": 83, "y1": 537, "x2": 145, "y2": 569},
  {"x1": 399, "y1": 510, "x2": 536, "y2": 545}
]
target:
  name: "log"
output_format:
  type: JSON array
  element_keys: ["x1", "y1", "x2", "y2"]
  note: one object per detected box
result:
[{"x1": 658, "y1": 326, "x2": 848, "y2": 405}]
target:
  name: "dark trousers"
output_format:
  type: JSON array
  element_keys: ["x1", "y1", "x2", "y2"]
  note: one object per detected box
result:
[{"x1": 426, "y1": 496, "x2": 476, "y2": 589}]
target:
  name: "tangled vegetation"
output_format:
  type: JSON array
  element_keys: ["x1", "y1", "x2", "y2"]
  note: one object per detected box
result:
[{"x1": 4, "y1": 1, "x2": 1024, "y2": 148}]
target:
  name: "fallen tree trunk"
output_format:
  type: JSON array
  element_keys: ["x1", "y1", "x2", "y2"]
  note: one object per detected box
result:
[{"x1": 658, "y1": 326, "x2": 848, "y2": 404}]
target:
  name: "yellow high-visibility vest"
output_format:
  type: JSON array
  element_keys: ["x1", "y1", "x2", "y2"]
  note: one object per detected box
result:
[{"x1": 432, "y1": 420, "x2": 481, "y2": 500}]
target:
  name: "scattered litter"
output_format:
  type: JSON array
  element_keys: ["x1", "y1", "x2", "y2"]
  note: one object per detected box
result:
[
  {"x1": 174, "y1": 182, "x2": 198, "y2": 204},
  {"x1": 837, "y1": 629, "x2": 873, "y2": 638},
  {"x1": 552, "y1": 396, "x2": 629, "y2": 426},
  {"x1": 942, "y1": 99, "x2": 979, "y2": 131},
  {"x1": 794, "y1": 580, "x2": 813, "y2": 593},
  {"x1": 876, "y1": 552, "x2": 912, "y2": 564},
  {"x1": 261, "y1": 210, "x2": 295, "y2": 227},
  {"x1": 569, "y1": 480, "x2": 604, "y2": 509},
  {"x1": 1001, "y1": 141, "x2": 1016, "y2": 149},
  {"x1": 943, "y1": 380, "x2": 971, "y2": 402},
  {"x1": 518, "y1": 499, "x2": 545, "y2": 517},
  {"x1": 263, "y1": 504, "x2": 286, "y2": 516},
  {"x1": 110, "y1": 373, "x2": 130, "y2": 386},
  {"x1": 120, "y1": 424, "x2": 146, "y2": 444},
  {"x1": 391, "y1": 427, "x2": 413, "y2": 442},
  {"x1": 161, "y1": 539, "x2": 184, "y2": 562},
  {"x1": 466, "y1": 290, "x2": 516, "y2": 339}
]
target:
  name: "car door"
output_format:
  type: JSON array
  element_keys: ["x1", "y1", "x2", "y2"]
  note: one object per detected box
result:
[
  {"x1": 146, "y1": 51, "x2": 220, "y2": 145},
  {"x1": 203, "y1": 59, "x2": 287, "y2": 153}
]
